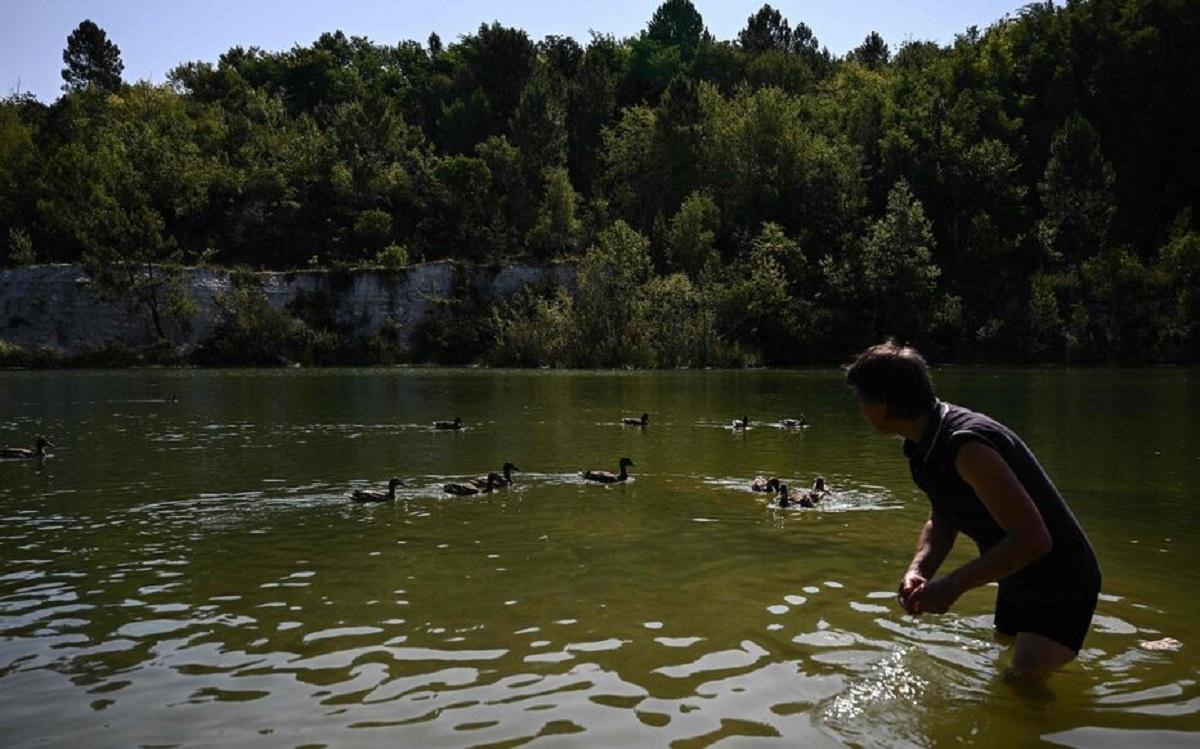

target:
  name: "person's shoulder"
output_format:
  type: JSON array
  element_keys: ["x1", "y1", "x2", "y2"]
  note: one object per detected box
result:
[{"x1": 942, "y1": 403, "x2": 1010, "y2": 454}]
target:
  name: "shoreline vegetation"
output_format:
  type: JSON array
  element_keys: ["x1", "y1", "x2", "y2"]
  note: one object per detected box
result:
[{"x1": 2, "y1": 1, "x2": 1198, "y2": 367}]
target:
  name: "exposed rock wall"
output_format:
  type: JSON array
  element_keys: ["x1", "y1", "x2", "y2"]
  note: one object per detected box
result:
[{"x1": 0, "y1": 262, "x2": 575, "y2": 355}]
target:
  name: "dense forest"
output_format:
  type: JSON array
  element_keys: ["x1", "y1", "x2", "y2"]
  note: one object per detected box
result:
[{"x1": 1, "y1": 0, "x2": 1198, "y2": 366}]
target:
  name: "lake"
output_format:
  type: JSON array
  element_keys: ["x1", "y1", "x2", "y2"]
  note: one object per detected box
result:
[{"x1": 1, "y1": 368, "x2": 1197, "y2": 747}]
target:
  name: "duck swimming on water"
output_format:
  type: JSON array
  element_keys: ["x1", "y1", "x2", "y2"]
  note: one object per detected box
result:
[
  {"x1": 732, "y1": 415, "x2": 750, "y2": 430},
  {"x1": 780, "y1": 416, "x2": 809, "y2": 428},
  {"x1": 751, "y1": 476, "x2": 781, "y2": 493},
  {"x1": 434, "y1": 417, "x2": 464, "y2": 430},
  {"x1": 350, "y1": 478, "x2": 406, "y2": 503},
  {"x1": 622, "y1": 412, "x2": 650, "y2": 427},
  {"x1": 581, "y1": 457, "x2": 634, "y2": 484},
  {"x1": 0, "y1": 437, "x2": 53, "y2": 460},
  {"x1": 470, "y1": 462, "x2": 520, "y2": 488},
  {"x1": 803, "y1": 476, "x2": 829, "y2": 504},
  {"x1": 445, "y1": 472, "x2": 502, "y2": 496}
]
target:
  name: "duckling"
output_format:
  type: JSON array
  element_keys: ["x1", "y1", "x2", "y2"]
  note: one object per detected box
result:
[
  {"x1": 780, "y1": 416, "x2": 809, "y2": 428},
  {"x1": 434, "y1": 417, "x2": 464, "y2": 430},
  {"x1": 751, "y1": 476, "x2": 781, "y2": 493},
  {"x1": 732, "y1": 415, "x2": 750, "y2": 430},
  {"x1": 622, "y1": 412, "x2": 650, "y2": 427},
  {"x1": 444, "y1": 472, "x2": 502, "y2": 496},
  {"x1": 470, "y1": 461, "x2": 520, "y2": 488},
  {"x1": 581, "y1": 457, "x2": 634, "y2": 484},
  {"x1": 0, "y1": 437, "x2": 54, "y2": 460},
  {"x1": 350, "y1": 477, "x2": 406, "y2": 503}
]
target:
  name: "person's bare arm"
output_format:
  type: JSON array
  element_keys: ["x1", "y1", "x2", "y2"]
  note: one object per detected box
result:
[
  {"x1": 912, "y1": 441, "x2": 1052, "y2": 614},
  {"x1": 898, "y1": 510, "x2": 957, "y2": 614}
]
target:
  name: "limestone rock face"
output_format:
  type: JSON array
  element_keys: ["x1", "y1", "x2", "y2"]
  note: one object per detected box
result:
[{"x1": 0, "y1": 261, "x2": 575, "y2": 356}]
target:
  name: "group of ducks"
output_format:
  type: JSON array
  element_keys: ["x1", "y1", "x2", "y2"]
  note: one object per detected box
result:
[
  {"x1": 4, "y1": 412, "x2": 823, "y2": 510},
  {"x1": 354, "y1": 411, "x2": 822, "y2": 509},
  {"x1": 752, "y1": 475, "x2": 830, "y2": 508}
]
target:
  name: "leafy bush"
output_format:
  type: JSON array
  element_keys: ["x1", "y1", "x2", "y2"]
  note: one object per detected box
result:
[{"x1": 194, "y1": 271, "x2": 335, "y2": 365}]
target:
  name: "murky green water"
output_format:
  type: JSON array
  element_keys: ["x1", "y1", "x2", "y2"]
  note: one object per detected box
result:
[{"x1": 1, "y1": 368, "x2": 1198, "y2": 747}]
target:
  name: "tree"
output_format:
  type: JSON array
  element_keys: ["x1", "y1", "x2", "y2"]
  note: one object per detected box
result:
[
  {"x1": 646, "y1": 0, "x2": 706, "y2": 61},
  {"x1": 1037, "y1": 114, "x2": 1116, "y2": 266},
  {"x1": 665, "y1": 190, "x2": 719, "y2": 274},
  {"x1": 859, "y1": 180, "x2": 941, "y2": 340},
  {"x1": 738, "y1": 5, "x2": 793, "y2": 53},
  {"x1": 527, "y1": 166, "x2": 582, "y2": 257},
  {"x1": 62, "y1": 20, "x2": 124, "y2": 93},
  {"x1": 573, "y1": 220, "x2": 653, "y2": 365},
  {"x1": 848, "y1": 32, "x2": 890, "y2": 70}
]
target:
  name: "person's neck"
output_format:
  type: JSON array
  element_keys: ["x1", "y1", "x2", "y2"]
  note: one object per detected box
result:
[{"x1": 892, "y1": 407, "x2": 934, "y2": 443}]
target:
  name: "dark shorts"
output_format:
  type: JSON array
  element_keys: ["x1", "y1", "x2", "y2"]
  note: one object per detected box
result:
[{"x1": 994, "y1": 585, "x2": 1100, "y2": 654}]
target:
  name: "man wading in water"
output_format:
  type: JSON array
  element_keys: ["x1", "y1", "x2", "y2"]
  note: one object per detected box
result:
[{"x1": 846, "y1": 341, "x2": 1101, "y2": 678}]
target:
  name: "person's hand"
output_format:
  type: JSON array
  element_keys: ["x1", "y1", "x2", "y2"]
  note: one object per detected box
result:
[
  {"x1": 910, "y1": 574, "x2": 963, "y2": 614},
  {"x1": 897, "y1": 569, "x2": 926, "y2": 615}
]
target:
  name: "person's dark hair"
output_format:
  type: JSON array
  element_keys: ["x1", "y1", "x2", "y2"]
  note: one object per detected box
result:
[{"x1": 844, "y1": 339, "x2": 936, "y2": 419}]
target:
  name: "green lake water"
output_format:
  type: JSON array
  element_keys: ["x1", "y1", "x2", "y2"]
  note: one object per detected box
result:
[{"x1": 1, "y1": 368, "x2": 1198, "y2": 747}]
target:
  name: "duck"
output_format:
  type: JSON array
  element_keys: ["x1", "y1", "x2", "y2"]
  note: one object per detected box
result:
[
  {"x1": 775, "y1": 482, "x2": 815, "y2": 509},
  {"x1": 777, "y1": 478, "x2": 827, "y2": 509},
  {"x1": 445, "y1": 472, "x2": 502, "y2": 496},
  {"x1": 581, "y1": 457, "x2": 634, "y2": 484},
  {"x1": 622, "y1": 412, "x2": 650, "y2": 427},
  {"x1": 732, "y1": 415, "x2": 750, "y2": 430},
  {"x1": 350, "y1": 477, "x2": 406, "y2": 503},
  {"x1": 803, "y1": 476, "x2": 830, "y2": 503},
  {"x1": 470, "y1": 461, "x2": 520, "y2": 488},
  {"x1": 751, "y1": 476, "x2": 781, "y2": 493},
  {"x1": 434, "y1": 417, "x2": 464, "y2": 430},
  {"x1": 780, "y1": 416, "x2": 809, "y2": 428},
  {"x1": 0, "y1": 437, "x2": 54, "y2": 460}
]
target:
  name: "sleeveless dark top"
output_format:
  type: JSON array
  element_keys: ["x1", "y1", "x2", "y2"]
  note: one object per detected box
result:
[{"x1": 904, "y1": 401, "x2": 1101, "y2": 602}]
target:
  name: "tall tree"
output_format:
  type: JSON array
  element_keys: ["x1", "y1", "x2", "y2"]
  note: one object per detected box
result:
[
  {"x1": 646, "y1": 0, "x2": 706, "y2": 61},
  {"x1": 62, "y1": 19, "x2": 125, "y2": 93},
  {"x1": 738, "y1": 5, "x2": 793, "y2": 53},
  {"x1": 848, "y1": 31, "x2": 890, "y2": 69},
  {"x1": 1037, "y1": 113, "x2": 1116, "y2": 266}
]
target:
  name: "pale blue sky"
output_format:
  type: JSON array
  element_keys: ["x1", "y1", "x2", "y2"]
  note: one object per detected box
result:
[{"x1": 1, "y1": 1, "x2": 1049, "y2": 102}]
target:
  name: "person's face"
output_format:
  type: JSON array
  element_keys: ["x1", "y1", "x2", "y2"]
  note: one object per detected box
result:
[{"x1": 856, "y1": 393, "x2": 890, "y2": 434}]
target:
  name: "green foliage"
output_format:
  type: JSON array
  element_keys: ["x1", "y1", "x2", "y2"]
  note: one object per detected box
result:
[
  {"x1": 195, "y1": 271, "x2": 334, "y2": 365},
  {"x1": 62, "y1": 20, "x2": 124, "y2": 93},
  {"x1": 373, "y1": 244, "x2": 409, "y2": 270},
  {"x1": 489, "y1": 285, "x2": 575, "y2": 366},
  {"x1": 4, "y1": 227, "x2": 35, "y2": 266},
  {"x1": 4, "y1": 0, "x2": 1197, "y2": 365},
  {"x1": 665, "y1": 191, "x2": 719, "y2": 274},
  {"x1": 1038, "y1": 114, "x2": 1115, "y2": 266},
  {"x1": 858, "y1": 180, "x2": 941, "y2": 341},
  {"x1": 573, "y1": 220, "x2": 653, "y2": 366},
  {"x1": 645, "y1": 0, "x2": 706, "y2": 61},
  {"x1": 527, "y1": 166, "x2": 582, "y2": 258}
]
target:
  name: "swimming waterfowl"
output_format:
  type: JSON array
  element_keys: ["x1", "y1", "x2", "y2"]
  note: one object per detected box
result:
[
  {"x1": 780, "y1": 416, "x2": 809, "y2": 428},
  {"x1": 0, "y1": 437, "x2": 54, "y2": 460},
  {"x1": 751, "y1": 476, "x2": 781, "y2": 493},
  {"x1": 777, "y1": 478, "x2": 825, "y2": 508},
  {"x1": 350, "y1": 478, "x2": 406, "y2": 503},
  {"x1": 732, "y1": 415, "x2": 750, "y2": 430},
  {"x1": 622, "y1": 412, "x2": 650, "y2": 427},
  {"x1": 775, "y1": 482, "x2": 815, "y2": 508},
  {"x1": 581, "y1": 457, "x2": 634, "y2": 484},
  {"x1": 445, "y1": 472, "x2": 502, "y2": 496},
  {"x1": 470, "y1": 462, "x2": 520, "y2": 488},
  {"x1": 803, "y1": 476, "x2": 829, "y2": 504},
  {"x1": 434, "y1": 417, "x2": 464, "y2": 430}
]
